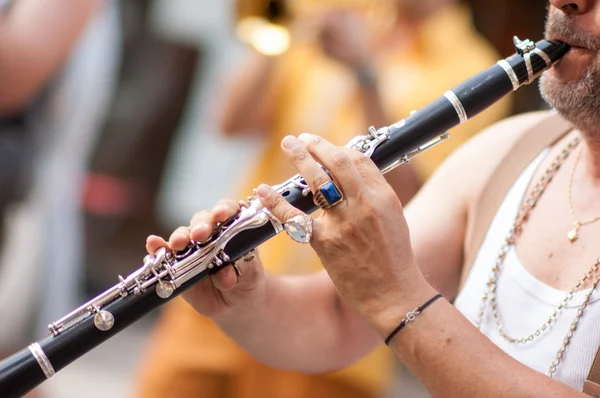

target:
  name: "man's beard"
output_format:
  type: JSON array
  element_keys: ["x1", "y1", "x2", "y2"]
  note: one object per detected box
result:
[
  {"x1": 540, "y1": 66, "x2": 600, "y2": 134},
  {"x1": 539, "y1": 13, "x2": 600, "y2": 135}
]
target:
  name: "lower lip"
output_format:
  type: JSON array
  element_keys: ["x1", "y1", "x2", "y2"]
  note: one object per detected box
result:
[
  {"x1": 565, "y1": 46, "x2": 592, "y2": 56},
  {"x1": 550, "y1": 46, "x2": 595, "y2": 79},
  {"x1": 558, "y1": 46, "x2": 594, "y2": 63}
]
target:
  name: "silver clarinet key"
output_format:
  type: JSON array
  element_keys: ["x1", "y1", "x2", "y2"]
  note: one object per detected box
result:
[
  {"x1": 156, "y1": 282, "x2": 175, "y2": 299},
  {"x1": 93, "y1": 310, "x2": 115, "y2": 332}
]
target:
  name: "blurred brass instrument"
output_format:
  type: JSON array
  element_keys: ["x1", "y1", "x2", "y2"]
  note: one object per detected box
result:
[{"x1": 234, "y1": 0, "x2": 395, "y2": 56}]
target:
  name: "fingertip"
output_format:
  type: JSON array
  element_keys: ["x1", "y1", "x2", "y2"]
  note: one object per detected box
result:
[
  {"x1": 190, "y1": 223, "x2": 210, "y2": 242},
  {"x1": 146, "y1": 235, "x2": 166, "y2": 253},
  {"x1": 212, "y1": 204, "x2": 235, "y2": 222},
  {"x1": 213, "y1": 268, "x2": 237, "y2": 292},
  {"x1": 256, "y1": 184, "x2": 274, "y2": 200},
  {"x1": 169, "y1": 232, "x2": 190, "y2": 252}
]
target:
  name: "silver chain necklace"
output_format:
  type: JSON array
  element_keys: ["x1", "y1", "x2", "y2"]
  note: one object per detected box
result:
[{"x1": 474, "y1": 136, "x2": 600, "y2": 378}]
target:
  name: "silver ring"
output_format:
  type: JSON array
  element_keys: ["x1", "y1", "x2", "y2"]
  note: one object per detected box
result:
[
  {"x1": 284, "y1": 214, "x2": 313, "y2": 244},
  {"x1": 232, "y1": 263, "x2": 242, "y2": 280}
]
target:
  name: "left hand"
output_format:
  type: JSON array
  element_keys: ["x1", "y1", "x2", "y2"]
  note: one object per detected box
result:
[
  {"x1": 318, "y1": 10, "x2": 371, "y2": 71},
  {"x1": 256, "y1": 134, "x2": 435, "y2": 336}
]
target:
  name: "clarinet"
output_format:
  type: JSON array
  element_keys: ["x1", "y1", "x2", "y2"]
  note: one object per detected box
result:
[{"x1": 0, "y1": 37, "x2": 569, "y2": 397}]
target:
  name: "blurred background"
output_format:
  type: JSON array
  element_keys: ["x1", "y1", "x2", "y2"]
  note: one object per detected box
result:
[{"x1": 0, "y1": 0, "x2": 548, "y2": 397}]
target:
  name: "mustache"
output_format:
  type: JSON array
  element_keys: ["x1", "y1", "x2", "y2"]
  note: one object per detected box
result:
[{"x1": 545, "y1": 13, "x2": 600, "y2": 51}]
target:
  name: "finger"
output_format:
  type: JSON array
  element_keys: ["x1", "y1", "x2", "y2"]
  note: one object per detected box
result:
[
  {"x1": 342, "y1": 146, "x2": 386, "y2": 186},
  {"x1": 212, "y1": 266, "x2": 238, "y2": 292},
  {"x1": 280, "y1": 135, "x2": 335, "y2": 197},
  {"x1": 146, "y1": 235, "x2": 168, "y2": 254},
  {"x1": 168, "y1": 226, "x2": 191, "y2": 251},
  {"x1": 256, "y1": 184, "x2": 326, "y2": 241},
  {"x1": 302, "y1": 132, "x2": 382, "y2": 183},
  {"x1": 189, "y1": 210, "x2": 215, "y2": 242},
  {"x1": 215, "y1": 254, "x2": 263, "y2": 292},
  {"x1": 212, "y1": 199, "x2": 240, "y2": 223},
  {"x1": 298, "y1": 133, "x2": 363, "y2": 195},
  {"x1": 256, "y1": 184, "x2": 305, "y2": 223}
]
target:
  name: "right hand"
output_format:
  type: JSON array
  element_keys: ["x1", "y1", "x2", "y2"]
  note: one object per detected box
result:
[{"x1": 145, "y1": 199, "x2": 267, "y2": 318}]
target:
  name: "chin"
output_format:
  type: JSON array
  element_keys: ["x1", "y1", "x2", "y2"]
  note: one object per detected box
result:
[{"x1": 539, "y1": 69, "x2": 600, "y2": 136}]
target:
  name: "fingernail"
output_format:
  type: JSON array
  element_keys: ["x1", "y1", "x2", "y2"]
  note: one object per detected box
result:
[
  {"x1": 256, "y1": 184, "x2": 272, "y2": 199},
  {"x1": 282, "y1": 136, "x2": 300, "y2": 150}
]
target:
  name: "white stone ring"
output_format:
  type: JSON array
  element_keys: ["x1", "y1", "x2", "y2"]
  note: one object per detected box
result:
[{"x1": 284, "y1": 214, "x2": 313, "y2": 244}]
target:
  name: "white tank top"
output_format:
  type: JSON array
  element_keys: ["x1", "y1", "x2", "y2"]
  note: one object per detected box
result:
[{"x1": 454, "y1": 150, "x2": 600, "y2": 391}]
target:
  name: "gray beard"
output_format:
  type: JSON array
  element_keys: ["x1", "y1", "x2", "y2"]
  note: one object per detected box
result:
[{"x1": 539, "y1": 65, "x2": 600, "y2": 136}]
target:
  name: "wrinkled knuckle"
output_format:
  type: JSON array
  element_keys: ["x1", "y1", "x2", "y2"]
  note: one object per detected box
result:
[
  {"x1": 264, "y1": 187, "x2": 282, "y2": 205},
  {"x1": 353, "y1": 152, "x2": 375, "y2": 168},
  {"x1": 290, "y1": 147, "x2": 311, "y2": 164},
  {"x1": 266, "y1": 194, "x2": 284, "y2": 213},
  {"x1": 282, "y1": 207, "x2": 300, "y2": 222},
  {"x1": 312, "y1": 173, "x2": 332, "y2": 189},
  {"x1": 331, "y1": 151, "x2": 352, "y2": 170}
]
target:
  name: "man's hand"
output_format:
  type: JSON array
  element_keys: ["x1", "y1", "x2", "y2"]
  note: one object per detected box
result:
[
  {"x1": 256, "y1": 134, "x2": 435, "y2": 338},
  {"x1": 146, "y1": 200, "x2": 267, "y2": 318},
  {"x1": 318, "y1": 10, "x2": 371, "y2": 71}
]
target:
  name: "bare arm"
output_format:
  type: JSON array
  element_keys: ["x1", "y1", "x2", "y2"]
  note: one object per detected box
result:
[
  {"x1": 217, "y1": 113, "x2": 546, "y2": 371},
  {"x1": 386, "y1": 297, "x2": 586, "y2": 398},
  {"x1": 150, "y1": 113, "x2": 541, "y2": 373},
  {"x1": 253, "y1": 112, "x2": 583, "y2": 397},
  {"x1": 197, "y1": 121, "x2": 509, "y2": 370},
  {"x1": 219, "y1": 51, "x2": 279, "y2": 136},
  {"x1": 0, "y1": 0, "x2": 103, "y2": 115},
  {"x1": 214, "y1": 270, "x2": 381, "y2": 373}
]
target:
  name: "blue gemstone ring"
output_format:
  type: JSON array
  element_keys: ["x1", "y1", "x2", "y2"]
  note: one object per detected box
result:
[{"x1": 313, "y1": 180, "x2": 344, "y2": 209}]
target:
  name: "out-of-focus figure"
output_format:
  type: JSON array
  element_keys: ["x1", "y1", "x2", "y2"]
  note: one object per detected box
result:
[
  {"x1": 0, "y1": 0, "x2": 121, "y2": 362},
  {"x1": 134, "y1": 0, "x2": 509, "y2": 397}
]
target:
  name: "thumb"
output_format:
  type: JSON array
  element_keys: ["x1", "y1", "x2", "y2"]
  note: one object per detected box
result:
[{"x1": 212, "y1": 252, "x2": 263, "y2": 293}]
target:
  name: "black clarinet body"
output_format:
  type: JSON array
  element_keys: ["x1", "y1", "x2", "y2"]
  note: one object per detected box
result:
[{"x1": 0, "y1": 38, "x2": 569, "y2": 398}]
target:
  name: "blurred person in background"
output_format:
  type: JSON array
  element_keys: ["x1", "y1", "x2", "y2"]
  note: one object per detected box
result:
[
  {"x1": 134, "y1": 0, "x2": 509, "y2": 397},
  {"x1": 0, "y1": 0, "x2": 121, "y2": 369}
]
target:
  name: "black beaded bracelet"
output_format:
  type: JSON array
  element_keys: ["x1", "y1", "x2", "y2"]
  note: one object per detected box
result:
[{"x1": 384, "y1": 293, "x2": 444, "y2": 346}]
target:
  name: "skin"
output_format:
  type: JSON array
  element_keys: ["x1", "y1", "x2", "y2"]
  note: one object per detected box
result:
[
  {"x1": 0, "y1": 0, "x2": 103, "y2": 115},
  {"x1": 148, "y1": 1, "x2": 600, "y2": 396}
]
